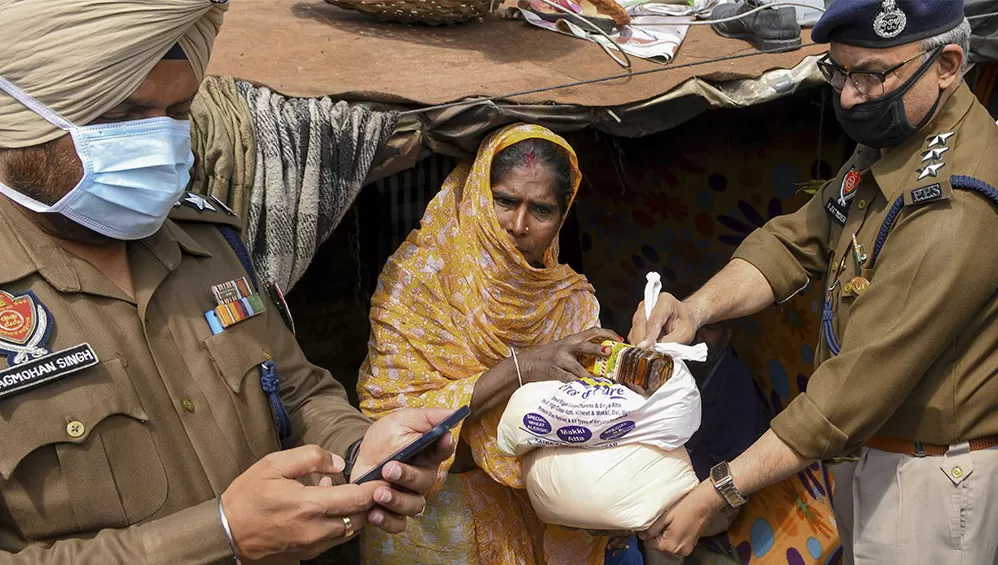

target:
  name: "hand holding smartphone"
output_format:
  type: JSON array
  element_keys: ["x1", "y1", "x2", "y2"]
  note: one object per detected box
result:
[{"x1": 352, "y1": 405, "x2": 471, "y2": 484}]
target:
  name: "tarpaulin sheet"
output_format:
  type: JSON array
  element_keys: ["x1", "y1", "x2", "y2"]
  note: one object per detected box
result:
[{"x1": 207, "y1": 0, "x2": 824, "y2": 107}]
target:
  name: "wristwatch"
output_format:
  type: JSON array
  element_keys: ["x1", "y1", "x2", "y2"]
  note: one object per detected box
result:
[{"x1": 710, "y1": 461, "x2": 747, "y2": 508}]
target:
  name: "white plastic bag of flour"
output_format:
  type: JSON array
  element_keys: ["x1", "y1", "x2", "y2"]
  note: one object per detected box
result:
[
  {"x1": 495, "y1": 348, "x2": 703, "y2": 532},
  {"x1": 523, "y1": 444, "x2": 699, "y2": 531},
  {"x1": 496, "y1": 351, "x2": 702, "y2": 457},
  {"x1": 497, "y1": 270, "x2": 703, "y2": 531}
]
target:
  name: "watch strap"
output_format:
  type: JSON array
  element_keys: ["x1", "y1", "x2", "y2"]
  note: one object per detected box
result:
[{"x1": 710, "y1": 462, "x2": 747, "y2": 508}]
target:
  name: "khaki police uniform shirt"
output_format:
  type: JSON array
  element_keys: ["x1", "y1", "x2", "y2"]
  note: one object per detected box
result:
[
  {"x1": 734, "y1": 83, "x2": 998, "y2": 461},
  {"x1": 0, "y1": 198, "x2": 370, "y2": 564}
]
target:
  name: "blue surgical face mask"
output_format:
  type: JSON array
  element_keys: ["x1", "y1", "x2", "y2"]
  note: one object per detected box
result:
[{"x1": 0, "y1": 75, "x2": 194, "y2": 240}]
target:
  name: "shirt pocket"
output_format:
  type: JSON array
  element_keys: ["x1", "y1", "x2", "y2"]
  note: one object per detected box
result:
[
  {"x1": 203, "y1": 315, "x2": 279, "y2": 458},
  {"x1": 838, "y1": 266, "x2": 877, "y2": 311},
  {"x1": 0, "y1": 357, "x2": 168, "y2": 539}
]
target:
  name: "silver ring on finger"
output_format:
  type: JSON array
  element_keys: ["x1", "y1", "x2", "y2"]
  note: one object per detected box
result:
[{"x1": 342, "y1": 516, "x2": 355, "y2": 538}]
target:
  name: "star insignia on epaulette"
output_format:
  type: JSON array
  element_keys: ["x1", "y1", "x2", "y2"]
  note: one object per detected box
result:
[
  {"x1": 926, "y1": 132, "x2": 955, "y2": 149},
  {"x1": 920, "y1": 147, "x2": 950, "y2": 162},
  {"x1": 179, "y1": 192, "x2": 216, "y2": 213},
  {"x1": 916, "y1": 162, "x2": 945, "y2": 181}
]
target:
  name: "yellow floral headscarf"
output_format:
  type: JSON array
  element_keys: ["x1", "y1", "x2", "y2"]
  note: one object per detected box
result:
[{"x1": 359, "y1": 124, "x2": 605, "y2": 564}]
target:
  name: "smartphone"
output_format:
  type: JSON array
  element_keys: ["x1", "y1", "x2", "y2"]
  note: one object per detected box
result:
[{"x1": 351, "y1": 405, "x2": 471, "y2": 484}]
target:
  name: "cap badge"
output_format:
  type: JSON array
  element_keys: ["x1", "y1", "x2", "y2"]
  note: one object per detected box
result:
[{"x1": 874, "y1": 0, "x2": 907, "y2": 39}]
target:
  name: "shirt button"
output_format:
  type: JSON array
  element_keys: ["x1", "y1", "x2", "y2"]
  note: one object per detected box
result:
[
  {"x1": 262, "y1": 348, "x2": 272, "y2": 360},
  {"x1": 857, "y1": 200, "x2": 868, "y2": 210},
  {"x1": 67, "y1": 420, "x2": 86, "y2": 438},
  {"x1": 182, "y1": 398, "x2": 196, "y2": 413},
  {"x1": 951, "y1": 466, "x2": 964, "y2": 479}
]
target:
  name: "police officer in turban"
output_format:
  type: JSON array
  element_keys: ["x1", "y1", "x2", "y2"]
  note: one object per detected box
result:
[{"x1": 0, "y1": 2, "x2": 453, "y2": 563}]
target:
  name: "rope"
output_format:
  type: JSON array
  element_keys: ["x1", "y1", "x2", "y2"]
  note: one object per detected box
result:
[
  {"x1": 830, "y1": 178, "x2": 998, "y2": 357},
  {"x1": 968, "y1": 11, "x2": 998, "y2": 21},
  {"x1": 822, "y1": 294, "x2": 841, "y2": 356},
  {"x1": 632, "y1": 1, "x2": 826, "y2": 27},
  {"x1": 399, "y1": 5, "x2": 998, "y2": 117},
  {"x1": 952, "y1": 175, "x2": 998, "y2": 204},
  {"x1": 872, "y1": 194, "x2": 906, "y2": 265},
  {"x1": 217, "y1": 226, "x2": 293, "y2": 446},
  {"x1": 217, "y1": 225, "x2": 260, "y2": 292},
  {"x1": 874, "y1": 179, "x2": 998, "y2": 265},
  {"x1": 259, "y1": 360, "x2": 294, "y2": 444},
  {"x1": 399, "y1": 42, "x2": 820, "y2": 116}
]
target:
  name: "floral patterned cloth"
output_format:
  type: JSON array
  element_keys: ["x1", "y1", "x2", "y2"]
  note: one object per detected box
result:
[{"x1": 357, "y1": 124, "x2": 606, "y2": 565}]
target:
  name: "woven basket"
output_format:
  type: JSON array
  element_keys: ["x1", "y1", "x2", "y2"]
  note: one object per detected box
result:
[{"x1": 324, "y1": 0, "x2": 495, "y2": 25}]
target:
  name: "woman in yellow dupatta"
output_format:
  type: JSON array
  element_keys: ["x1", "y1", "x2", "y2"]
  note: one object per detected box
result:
[{"x1": 358, "y1": 124, "x2": 619, "y2": 565}]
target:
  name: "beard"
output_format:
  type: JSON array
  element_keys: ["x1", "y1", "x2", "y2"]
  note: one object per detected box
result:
[{"x1": 1, "y1": 139, "x2": 112, "y2": 244}]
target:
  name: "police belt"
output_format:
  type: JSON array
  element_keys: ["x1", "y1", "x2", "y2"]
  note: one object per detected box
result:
[{"x1": 865, "y1": 435, "x2": 998, "y2": 457}]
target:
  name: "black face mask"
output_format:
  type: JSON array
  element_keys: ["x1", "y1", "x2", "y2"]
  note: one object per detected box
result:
[{"x1": 833, "y1": 48, "x2": 944, "y2": 149}]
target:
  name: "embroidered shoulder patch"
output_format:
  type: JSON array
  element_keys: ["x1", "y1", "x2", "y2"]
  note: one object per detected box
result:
[
  {"x1": 0, "y1": 290, "x2": 52, "y2": 365},
  {"x1": 0, "y1": 290, "x2": 99, "y2": 399}
]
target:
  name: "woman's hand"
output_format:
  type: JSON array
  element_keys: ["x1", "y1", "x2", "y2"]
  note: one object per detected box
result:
[
  {"x1": 470, "y1": 328, "x2": 618, "y2": 418},
  {"x1": 518, "y1": 328, "x2": 620, "y2": 383}
]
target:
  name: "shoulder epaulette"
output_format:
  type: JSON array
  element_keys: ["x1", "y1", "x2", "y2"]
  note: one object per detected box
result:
[
  {"x1": 903, "y1": 131, "x2": 959, "y2": 208},
  {"x1": 874, "y1": 175, "x2": 998, "y2": 265}
]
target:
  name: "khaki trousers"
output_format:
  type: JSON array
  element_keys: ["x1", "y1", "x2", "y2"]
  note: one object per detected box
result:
[{"x1": 831, "y1": 444, "x2": 998, "y2": 565}]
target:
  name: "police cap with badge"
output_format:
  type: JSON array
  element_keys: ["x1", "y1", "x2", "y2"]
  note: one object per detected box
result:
[
  {"x1": 812, "y1": 0, "x2": 967, "y2": 150},
  {"x1": 812, "y1": 0, "x2": 965, "y2": 47}
]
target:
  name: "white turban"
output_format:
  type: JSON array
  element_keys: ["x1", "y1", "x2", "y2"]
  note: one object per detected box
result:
[{"x1": 0, "y1": 0, "x2": 228, "y2": 148}]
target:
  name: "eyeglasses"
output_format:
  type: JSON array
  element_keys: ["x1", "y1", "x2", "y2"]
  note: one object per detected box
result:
[{"x1": 817, "y1": 47, "x2": 941, "y2": 98}]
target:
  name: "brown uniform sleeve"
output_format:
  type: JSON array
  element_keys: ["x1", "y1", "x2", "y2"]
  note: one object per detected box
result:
[
  {"x1": 732, "y1": 183, "x2": 834, "y2": 302},
  {"x1": 1, "y1": 499, "x2": 231, "y2": 564},
  {"x1": 265, "y1": 290, "x2": 371, "y2": 463},
  {"x1": 771, "y1": 191, "x2": 998, "y2": 460}
]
